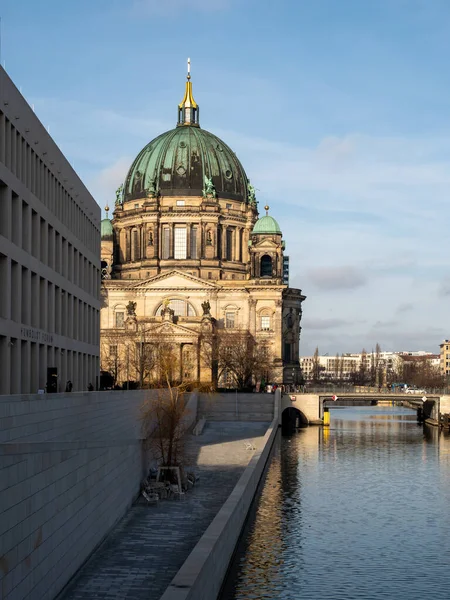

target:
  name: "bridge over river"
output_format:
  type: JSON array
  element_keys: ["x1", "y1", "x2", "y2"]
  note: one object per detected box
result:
[{"x1": 281, "y1": 391, "x2": 450, "y2": 429}]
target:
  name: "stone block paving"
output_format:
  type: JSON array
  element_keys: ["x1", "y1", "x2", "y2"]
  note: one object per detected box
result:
[{"x1": 59, "y1": 422, "x2": 269, "y2": 600}]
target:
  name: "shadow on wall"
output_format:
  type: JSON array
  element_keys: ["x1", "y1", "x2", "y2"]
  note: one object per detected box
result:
[{"x1": 281, "y1": 406, "x2": 308, "y2": 434}]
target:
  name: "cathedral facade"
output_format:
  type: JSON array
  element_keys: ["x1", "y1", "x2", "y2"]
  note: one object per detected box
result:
[{"x1": 100, "y1": 68, "x2": 305, "y2": 388}]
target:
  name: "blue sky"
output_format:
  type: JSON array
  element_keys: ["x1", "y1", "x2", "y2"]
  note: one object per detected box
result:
[{"x1": 2, "y1": 0, "x2": 450, "y2": 355}]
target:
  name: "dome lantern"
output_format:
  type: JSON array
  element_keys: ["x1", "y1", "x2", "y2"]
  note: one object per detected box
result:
[
  {"x1": 101, "y1": 204, "x2": 113, "y2": 240},
  {"x1": 177, "y1": 58, "x2": 199, "y2": 128}
]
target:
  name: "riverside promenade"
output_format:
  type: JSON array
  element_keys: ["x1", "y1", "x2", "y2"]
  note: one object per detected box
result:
[{"x1": 59, "y1": 422, "x2": 270, "y2": 600}]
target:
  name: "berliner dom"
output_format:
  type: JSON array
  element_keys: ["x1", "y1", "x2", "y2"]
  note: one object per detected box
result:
[{"x1": 100, "y1": 63, "x2": 305, "y2": 388}]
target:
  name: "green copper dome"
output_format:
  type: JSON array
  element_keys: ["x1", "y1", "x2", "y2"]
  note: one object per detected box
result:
[
  {"x1": 124, "y1": 126, "x2": 249, "y2": 202},
  {"x1": 252, "y1": 215, "x2": 282, "y2": 235},
  {"x1": 101, "y1": 218, "x2": 113, "y2": 240}
]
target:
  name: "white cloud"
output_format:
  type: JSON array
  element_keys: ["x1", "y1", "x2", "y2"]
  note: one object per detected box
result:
[
  {"x1": 396, "y1": 302, "x2": 414, "y2": 314},
  {"x1": 438, "y1": 276, "x2": 450, "y2": 297},
  {"x1": 303, "y1": 318, "x2": 351, "y2": 330},
  {"x1": 307, "y1": 267, "x2": 367, "y2": 291},
  {"x1": 89, "y1": 157, "x2": 133, "y2": 213}
]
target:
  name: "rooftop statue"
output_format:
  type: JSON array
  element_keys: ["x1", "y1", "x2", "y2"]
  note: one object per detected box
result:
[
  {"x1": 203, "y1": 175, "x2": 217, "y2": 199},
  {"x1": 248, "y1": 183, "x2": 257, "y2": 207},
  {"x1": 146, "y1": 176, "x2": 158, "y2": 198},
  {"x1": 115, "y1": 184, "x2": 124, "y2": 207},
  {"x1": 201, "y1": 300, "x2": 211, "y2": 316},
  {"x1": 126, "y1": 301, "x2": 137, "y2": 316}
]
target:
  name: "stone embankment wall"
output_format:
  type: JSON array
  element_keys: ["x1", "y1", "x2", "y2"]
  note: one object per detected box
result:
[
  {"x1": 197, "y1": 392, "x2": 274, "y2": 421},
  {"x1": 0, "y1": 389, "x2": 197, "y2": 600}
]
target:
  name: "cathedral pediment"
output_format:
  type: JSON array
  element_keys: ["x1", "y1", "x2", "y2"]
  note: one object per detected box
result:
[
  {"x1": 145, "y1": 321, "x2": 198, "y2": 339},
  {"x1": 131, "y1": 270, "x2": 219, "y2": 290},
  {"x1": 252, "y1": 238, "x2": 279, "y2": 249}
]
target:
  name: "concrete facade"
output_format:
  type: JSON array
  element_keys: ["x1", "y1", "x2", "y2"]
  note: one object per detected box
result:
[
  {"x1": 0, "y1": 390, "x2": 152, "y2": 600},
  {"x1": 0, "y1": 66, "x2": 101, "y2": 394}
]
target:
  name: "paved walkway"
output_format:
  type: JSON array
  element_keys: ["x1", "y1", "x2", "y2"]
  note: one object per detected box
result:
[{"x1": 59, "y1": 422, "x2": 269, "y2": 600}]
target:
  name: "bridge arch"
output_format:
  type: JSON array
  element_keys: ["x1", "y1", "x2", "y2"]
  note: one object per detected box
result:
[{"x1": 281, "y1": 406, "x2": 308, "y2": 433}]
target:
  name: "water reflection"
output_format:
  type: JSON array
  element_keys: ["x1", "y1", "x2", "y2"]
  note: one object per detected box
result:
[{"x1": 220, "y1": 407, "x2": 450, "y2": 600}]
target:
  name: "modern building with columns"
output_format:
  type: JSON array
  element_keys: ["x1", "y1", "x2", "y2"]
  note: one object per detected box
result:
[
  {"x1": 0, "y1": 66, "x2": 101, "y2": 394},
  {"x1": 100, "y1": 68, "x2": 305, "y2": 387}
]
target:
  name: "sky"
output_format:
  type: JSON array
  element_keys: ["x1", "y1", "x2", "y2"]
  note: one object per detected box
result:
[{"x1": 2, "y1": 0, "x2": 450, "y2": 356}]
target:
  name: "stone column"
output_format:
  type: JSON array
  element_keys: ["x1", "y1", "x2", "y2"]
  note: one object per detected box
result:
[
  {"x1": 214, "y1": 223, "x2": 220, "y2": 259},
  {"x1": 222, "y1": 225, "x2": 227, "y2": 260},
  {"x1": 158, "y1": 223, "x2": 163, "y2": 258},
  {"x1": 116, "y1": 228, "x2": 123, "y2": 263},
  {"x1": 186, "y1": 224, "x2": 191, "y2": 259},
  {"x1": 153, "y1": 222, "x2": 159, "y2": 260},
  {"x1": 200, "y1": 223, "x2": 205, "y2": 259},
  {"x1": 238, "y1": 228, "x2": 243, "y2": 262},
  {"x1": 179, "y1": 344, "x2": 184, "y2": 380},
  {"x1": 124, "y1": 227, "x2": 131, "y2": 262},
  {"x1": 274, "y1": 299, "x2": 283, "y2": 362},
  {"x1": 249, "y1": 298, "x2": 257, "y2": 336},
  {"x1": 197, "y1": 223, "x2": 203, "y2": 258},
  {"x1": 170, "y1": 223, "x2": 174, "y2": 258}
]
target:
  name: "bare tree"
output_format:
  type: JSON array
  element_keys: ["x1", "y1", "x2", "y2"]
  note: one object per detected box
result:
[
  {"x1": 401, "y1": 358, "x2": 444, "y2": 389},
  {"x1": 100, "y1": 330, "x2": 126, "y2": 386},
  {"x1": 359, "y1": 348, "x2": 368, "y2": 385},
  {"x1": 215, "y1": 330, "x2": 273, "y2": 390},
  {"x1": 141, "y1": 388, "x2": 187, "y2": 467},
  {"x1": 334, "y1": 352, "x2": 341, "y2": 383},
  {"x1": 375, "y1": 343, "x2": 383, "y2": 387},
  {"x1": 312, "y1": 347, "x2": 321, "y2": 383}
]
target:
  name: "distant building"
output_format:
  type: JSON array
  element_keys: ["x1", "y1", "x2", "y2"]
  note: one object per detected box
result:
[
  {"x1": 440, "y1": 340, "x2": 450, "y2": 377},
  {"x1": 301, "y1": 350, "x2": 439, "y2": 383},
  {"x1": 0, "y1": 66, "x2": 101, "y2": 393}
]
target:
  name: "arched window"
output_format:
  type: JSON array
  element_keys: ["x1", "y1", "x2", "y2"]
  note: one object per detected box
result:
[
  {"x1": 261, "y1": 315, "x2": 270, "y2": 331},
  {"x1": 155, "y1": 299, "x2": 196, "y2": 317},
  {"x1": 260, "y1": 255, "x2": 273, "y2": 277}
]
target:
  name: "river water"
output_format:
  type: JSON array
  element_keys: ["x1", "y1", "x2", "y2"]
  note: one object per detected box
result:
[{"x1": 220, "y1": 406, "x2": 450, "y2": 600}]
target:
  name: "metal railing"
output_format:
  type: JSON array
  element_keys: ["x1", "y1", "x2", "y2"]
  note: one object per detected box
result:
[{"x1": 293, "y1": 385, "x2": 450, "y2": 395}]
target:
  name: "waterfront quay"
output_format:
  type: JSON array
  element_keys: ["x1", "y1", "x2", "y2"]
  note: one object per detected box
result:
[{"x1": 59, "y1": 421, "x2": 269, "y2": 600}]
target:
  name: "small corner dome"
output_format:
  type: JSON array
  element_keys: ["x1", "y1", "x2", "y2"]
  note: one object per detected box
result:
[
  {"x1": 101, "y1": 218, "x2": 113, "y2": 240},
  {"x1": 252, "y1": 215, "x2": 282, "y2": 235}
]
